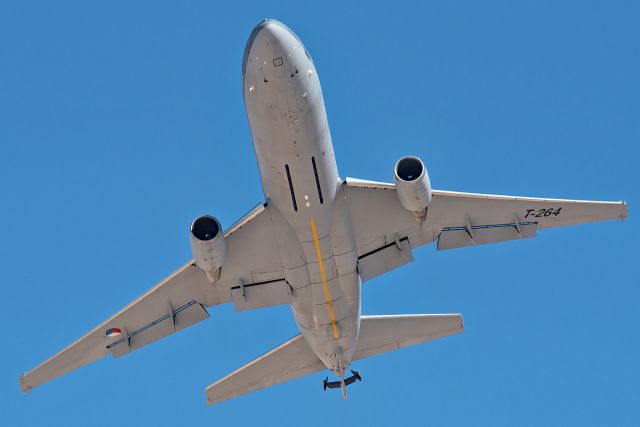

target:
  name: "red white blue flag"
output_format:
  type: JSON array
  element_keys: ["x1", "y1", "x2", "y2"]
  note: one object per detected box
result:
[{"x1": 105, "y1": 328, "x2": 122, "y2": 337}]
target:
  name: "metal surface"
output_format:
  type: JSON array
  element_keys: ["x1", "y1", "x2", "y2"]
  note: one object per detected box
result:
[{"x1": 19, "y1": 19, "x2": 628, "y2": 405}]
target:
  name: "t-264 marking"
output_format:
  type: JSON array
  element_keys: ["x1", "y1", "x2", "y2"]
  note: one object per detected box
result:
[{"x1": 524, "y1": 208, "x2": 562, "y2": 218}]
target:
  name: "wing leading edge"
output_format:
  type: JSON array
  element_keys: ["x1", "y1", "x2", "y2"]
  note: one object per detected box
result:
[
  {"x1": 344, "y1": 178, "x2": 627, "y2": 264},
  {"x1": 20, "y1": 203, "x2": 289, "y2": 393},
  {"x1": 19, "y1": 261, "x2": 211, "y2": 392}
]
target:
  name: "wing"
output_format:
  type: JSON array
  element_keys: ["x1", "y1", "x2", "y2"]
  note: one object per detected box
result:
[
  {"x1": 428, "y1": 189, "x2": 628, "y2": 250},
  {"x1": 343, "y1": 178, "x2": 628, "y2": 279},
  {"x1": 205, "y1": 313, "x2": 463, "y2": 405},
  {"x1": 19, "y1": 203, "x2": 288, "y2": 392}
]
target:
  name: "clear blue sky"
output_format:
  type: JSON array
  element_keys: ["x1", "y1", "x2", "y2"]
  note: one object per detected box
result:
[{"x1": 1, "y1": 1, "x2": 638, "y2": 426}]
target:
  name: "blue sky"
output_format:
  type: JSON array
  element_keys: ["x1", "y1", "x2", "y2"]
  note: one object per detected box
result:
[{"x1": 1, "y1": 1, "x2": 638, "y2": 425}]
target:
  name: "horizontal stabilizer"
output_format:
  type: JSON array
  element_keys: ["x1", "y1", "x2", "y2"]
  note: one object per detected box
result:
[
  {"x1": 205, "y1": 335, "x2": 324, "y2": 405},
  {"x1": 353, "y1": 314, "x2": 464, "y2": 361},
  {"x1": 204, "y1": 313, "x2": 463, "y2": 405}
]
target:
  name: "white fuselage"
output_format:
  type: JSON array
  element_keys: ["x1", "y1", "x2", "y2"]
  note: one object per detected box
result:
[{"x1": 242, "y1": 20, "x2": 360, "y2": 376}]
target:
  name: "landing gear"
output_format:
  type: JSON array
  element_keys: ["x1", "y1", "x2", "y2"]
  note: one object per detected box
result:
[{"x1": 322, "y1": 370, "x2": 362, "y2": 397}]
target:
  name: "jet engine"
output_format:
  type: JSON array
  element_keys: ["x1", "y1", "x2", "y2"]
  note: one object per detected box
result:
[
  {"x1": 394, "y1": 156, "x2": 432, "y2": 221},
  {"x1": 190, "y1": 215, "x2": 226, "y2": 282}
]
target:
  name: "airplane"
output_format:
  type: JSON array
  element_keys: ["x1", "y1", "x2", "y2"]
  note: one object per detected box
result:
[{"x1": 19, "y1": 19, "x2": 628, "y2": 405}]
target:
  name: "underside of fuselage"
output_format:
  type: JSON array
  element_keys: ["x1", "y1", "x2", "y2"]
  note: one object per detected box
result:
[
  {"x1": 18, "y1": 17, "x2": 627, "y2": 407},
  {"x1": 242, "y1": 19, "x2": 360, "y2": 376}
]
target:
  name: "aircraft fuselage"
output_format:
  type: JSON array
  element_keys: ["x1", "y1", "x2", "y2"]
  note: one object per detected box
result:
[{"x1": 242, "y1": 20, "x2": 359, "y2": 376}]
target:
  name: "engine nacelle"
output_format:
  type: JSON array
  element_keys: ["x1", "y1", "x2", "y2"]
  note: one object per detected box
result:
[
  {"x1": 394, "y1": 156, "x2": 432, "y2": 221},
  {"x1": 190, "y1": 215, "x2": 226, "y2": 282}
]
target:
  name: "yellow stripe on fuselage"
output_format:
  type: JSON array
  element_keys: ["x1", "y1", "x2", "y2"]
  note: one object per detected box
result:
[{"x1": 310, "y1": 218, "x2": 340, "y2": 339}]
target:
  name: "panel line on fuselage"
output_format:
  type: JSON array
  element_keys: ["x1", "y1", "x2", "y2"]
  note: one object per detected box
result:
[
  {"x1": 284, "y1": 164, "x2": 298, "y2": 212},
  {"x1": 311, "y1": 156, "x2": 324, "y2": 204},
  {"x1": 310, "y1": 218, "x2": 340, "y2": 339}
]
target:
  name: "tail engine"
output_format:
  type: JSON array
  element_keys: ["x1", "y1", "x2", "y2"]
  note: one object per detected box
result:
[
  {"x1": 190, "y1": 215, "x2": 226, "y2": 282},
  {"x1": 394, "y1": 156, "x2": 432, "y2": 222}
]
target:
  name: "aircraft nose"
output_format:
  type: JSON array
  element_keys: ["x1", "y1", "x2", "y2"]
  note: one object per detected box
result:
[
  {"x1": 242, "y1": 19, "x2": 295, "y2": 78},
  {"x1": 253, "y1": 19, "x2": 283, "y2": 38}
]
